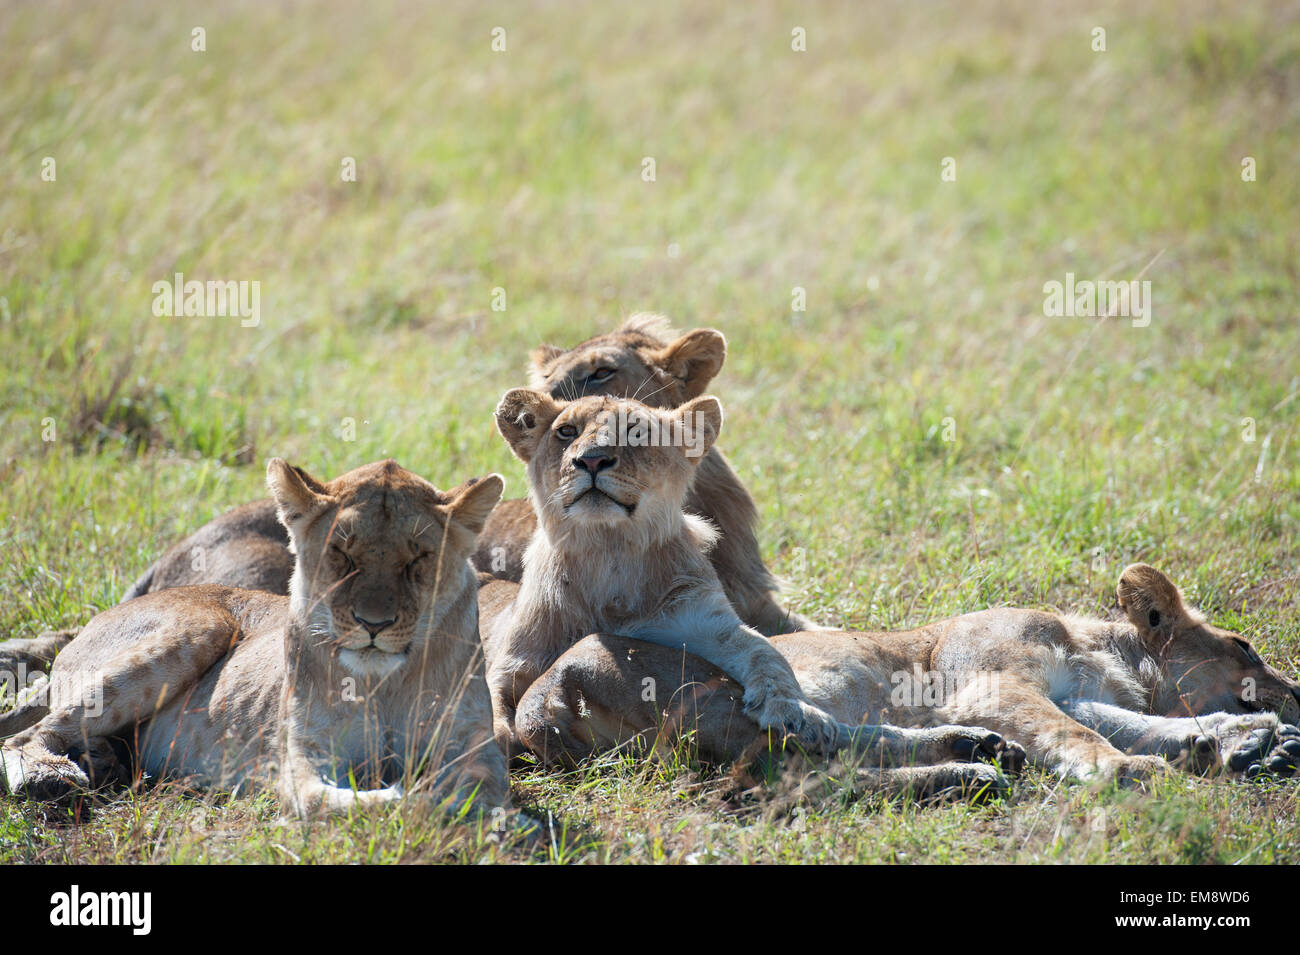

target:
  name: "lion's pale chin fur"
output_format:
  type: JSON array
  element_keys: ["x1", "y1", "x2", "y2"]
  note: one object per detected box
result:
[
  {"x1": 535, "y1": 486, "x2": 711, "y2": 557},
  {"x1": 337, "y1": 647, "x2": 407, "y2": 679}
]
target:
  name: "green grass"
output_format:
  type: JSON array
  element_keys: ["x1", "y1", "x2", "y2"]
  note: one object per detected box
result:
[{"x1": 1, "y1": 0, "x2": 1298, "y2": 863}]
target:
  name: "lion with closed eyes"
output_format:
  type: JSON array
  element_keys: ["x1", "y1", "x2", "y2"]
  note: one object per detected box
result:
[{"x1": 1, "y1": 459, "x2": 510, "y2": 818}]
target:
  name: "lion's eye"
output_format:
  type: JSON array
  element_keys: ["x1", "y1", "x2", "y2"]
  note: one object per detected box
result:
[
  {"x1": 406, "y1": 553, "x2": 430, "y2": 575},
  {"x1": 590, "y1": 368, "x2": 615, "y2": 381},
  {"x1": 556, "y1": 424, "x2": 578, "y2": 441},
  {"x1": 331, "y1": 546, "x2": 355, "y2": 572}
]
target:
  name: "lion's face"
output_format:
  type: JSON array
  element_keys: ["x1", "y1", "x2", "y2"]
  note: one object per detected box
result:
[
  {"x1": 493, "y1": 390, "x2": 722, "y2": 542},
  {"x1": 528, "y1": 314, "x2": 726, "y2": 410},
  {"x1": 267, "y1": 458, "x2": 502, "y2": 677},
  {"x1": 1118, "y1": 564, "x2": 1300, "y2": 721}
]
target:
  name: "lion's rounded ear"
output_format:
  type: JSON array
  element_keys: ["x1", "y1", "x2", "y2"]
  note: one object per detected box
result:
[
  {"x1": 446, "y1": 474, "x2": 504, "y2": 535},
  {"x1": 528, "y1": 344, "x2": 566, "y2": 377},
  {"x1": 657, "y1": 329, "x2": 726, "y2": 400},
  {"x1": 495, "y1": 389, "x2": 563, "y2": 463},
  {"x1": 266, "y1": 458, "x2": 331, "y2": 527},
  {"x1": 1118, "y1": 564, "x2": 1188, "y2": 639},
  {"x1": 676, "y1": 395, "x2": 722, "y2": 462}
]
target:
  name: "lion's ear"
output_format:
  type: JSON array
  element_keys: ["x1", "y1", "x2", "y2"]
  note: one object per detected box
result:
[
  {"x1": 674, "y1": 395, "x2": 722, "y2": 462},
  {"x1": 656, "y1": 329, "x2": 726, "y2": 400},
  {"x1": 495, "y1": 389, "x2": 563, "y2": 463},
  {"x1": 266, "y1": 458, "x2": 332, "y2": 528},
  {"x1": 445, "y1": 474, "x2": 504, "y2": 535},
  {"x1": 1118, "y1": 564, "x2": 1190, "y2": 642},
  {"x1": 528, "y1": 344, "x2": 566, "y2": 376}
]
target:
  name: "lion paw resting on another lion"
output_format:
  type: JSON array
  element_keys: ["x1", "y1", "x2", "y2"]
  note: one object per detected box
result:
[
  {"x1": 477, "y1": 389, "x2": 1024, "y2": 794},
  {"x1": 0, "y1": 459, "x2": 511, "y2": 819},
  {"x1": 473, "y1": 388, "x2": 1299, "y2": 789}
]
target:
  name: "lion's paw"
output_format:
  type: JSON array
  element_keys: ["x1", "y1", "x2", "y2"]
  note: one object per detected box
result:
[
  {"x1": 1225, "y1": 721, "x2": 1300, "y2": 779},
  {"x1": 919, "y1": 726, "x2": 1026, "y2": 774},
  {"x1": 916, "y1": 762, "x2": 1010, "y2": 804},
  {"x1": 1174, "y1": 732, "x2": 1221, "y2": 775},
  {"x1": 1220, "y1": 720, "x2": 1281, "y2": 775},
  {"x1": 746, "y1": 697, "x2": 853, "y2": 754},
  {"x1": 1111, "y1": 754, "x2": 1173, "y2": 787},
  {"x1": 1, "y1": 746, "x2": 89, "y2": 801}
]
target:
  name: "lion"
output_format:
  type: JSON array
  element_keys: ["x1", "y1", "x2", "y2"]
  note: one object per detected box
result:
[
  {"x1": 0, "y1": 459, "x2": 511, "y2": 818},
  {"x1": 1, "y1": 316, "x2": 803, "y2": 673},
  {"x1": 479, "y1": 389, "x2": 1026, "y2": 800},
  {"x1": 518, "y1": 560, "x2": 1300, "y2": 784},
  {"x1": 475, "y1": 313, "x2": 811, "y2": 636}
]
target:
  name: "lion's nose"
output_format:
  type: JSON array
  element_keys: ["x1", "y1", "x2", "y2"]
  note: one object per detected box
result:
[
  {"x1": 353, "y1": 611, "x2": 396, "y2": 636},
  {"x1": 574, "y1": 450, "x2": 616, "y2": 474}
]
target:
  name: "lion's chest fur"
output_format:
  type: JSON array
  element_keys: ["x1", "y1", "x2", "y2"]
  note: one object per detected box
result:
[{"x1": 488, "y1": 530, "x2": 738, "y2": 701}]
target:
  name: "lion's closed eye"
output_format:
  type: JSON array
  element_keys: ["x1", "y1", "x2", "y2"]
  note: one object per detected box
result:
[{"x1": 1232, "y1": 637, "x2": 1264, "y2": 666}]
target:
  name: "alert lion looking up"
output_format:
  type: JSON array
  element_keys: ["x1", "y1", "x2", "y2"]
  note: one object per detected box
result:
[
  {"x1": 479, "y1": 389, "x2": 1024, "y2": 797},
  {"x1": 0, "y1": 459, "x2": 510, "y2": 818},
  {"x1": 475, "y1": 313, "x2": 811, "y2": 636}
]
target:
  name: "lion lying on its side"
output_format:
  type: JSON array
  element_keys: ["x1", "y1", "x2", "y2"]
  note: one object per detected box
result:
[
  {"x1": 0, "y1": 459, "x2": 510, "y2": 818},
  {"x1": 520, "y1": 559, "x2": 1300, "y2": 784},
  {"x1": 480, "y1": 389, "x2": 1026, "y2": 799}
]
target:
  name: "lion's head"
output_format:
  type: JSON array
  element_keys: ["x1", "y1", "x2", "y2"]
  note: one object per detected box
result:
[
  {"x1": 493, "y1": 390, "x2": 722, "y2": 547},
  {"x1": 267, "y1": 458, "x2": 503, "y2": 678},
  {"x1": 1118, "y1": 563, "x2": 1300, "y2": 722},
  {"x1": 528, "y1": 313, "x2": 726, "y2": 409}
]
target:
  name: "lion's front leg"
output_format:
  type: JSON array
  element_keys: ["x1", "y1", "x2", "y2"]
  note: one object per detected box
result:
[
  {"x1": 485, "y1": 654, "x2": 549, "y2": 761},
  {"x1": 630, "y1": 613, "x2": 856, "y2": 754},
  {"x1": 939, "y1": 676, "x2": 1168, "y2": 784},
  {"x1": 407, "y1": 668, "x2": 512, "y2": 813},
  {"x1": 1193, "y1": 711, "x2": 1300, "y2": 778},
  {"x1": 515, "y1": 633, "x2": 762, "y2": 765},
  {"x1": 3, "y1": 617, "x2": 238, "y2": 801},
  {"x1": 1062, "y1": 701, "x2": 1300, "y2": 778},
  {"x1": 852, "y1": 724, "x2": 1027, "y2": 774},
  {"x1": 277, "y1": 730, "x2": 403, "y2": 818},
  {"x1": 1060, "y1": 700, "x2": 1219, "y2": 773}
]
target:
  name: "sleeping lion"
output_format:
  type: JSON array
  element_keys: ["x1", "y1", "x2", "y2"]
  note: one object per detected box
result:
[{"x1": 0, "y1": 459, "x2": 510, "y2": 818}]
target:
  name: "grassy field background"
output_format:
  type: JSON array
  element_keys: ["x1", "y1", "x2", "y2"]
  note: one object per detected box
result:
[{"x1": 1, "y1": 0, "x2": 1298, "y2": 863}]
